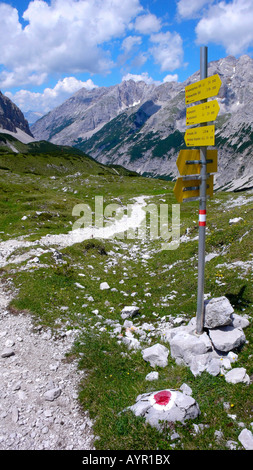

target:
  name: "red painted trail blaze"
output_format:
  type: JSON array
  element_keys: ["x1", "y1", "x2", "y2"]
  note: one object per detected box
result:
[{"x1": 153, "y1": 390, "x2": 171, "y2": 406}]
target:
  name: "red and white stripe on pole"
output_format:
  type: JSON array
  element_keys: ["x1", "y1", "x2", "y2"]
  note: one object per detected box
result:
[{"x1": 199, "y1": 209, "x2": 206, "y2": 226}]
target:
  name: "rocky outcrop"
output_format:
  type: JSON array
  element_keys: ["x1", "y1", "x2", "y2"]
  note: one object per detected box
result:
[{"x1": 0, "y1": 91, "x2": 33, "y2": 137}]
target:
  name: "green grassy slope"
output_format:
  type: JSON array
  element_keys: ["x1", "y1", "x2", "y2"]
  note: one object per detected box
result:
[{"x1": 0, "y1": 143, "x2": 252, "y2": 451}]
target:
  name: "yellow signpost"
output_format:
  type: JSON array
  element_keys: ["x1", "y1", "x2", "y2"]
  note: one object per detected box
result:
[
  {"x1": 184, "y1": 125, "x2": 215, "y2": 147},
  {"x1": 186, "y1": 100, "x2": 220, "y2": 126},
  {"x1": 185, "y1": 74, "x2": 222, "y2": 105},
  {"x1": 173, "y1": 47, "x2": 222, "y2": 334},
  {"x1": 173, "y1": 175, "x2": 214, "y2": 203},
  {"x1": 176, "y1": 149, "x2": 218, "y2": 176}
]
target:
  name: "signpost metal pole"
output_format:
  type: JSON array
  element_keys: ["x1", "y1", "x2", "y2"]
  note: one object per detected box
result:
[{"x1": 196, "y1": 46, "x2": 208, "y2": 335}]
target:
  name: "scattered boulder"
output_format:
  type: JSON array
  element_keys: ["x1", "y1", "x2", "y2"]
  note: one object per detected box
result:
[
  {"x1": 238, "y1": 429, "x2": 253, "y2": 450},
  {"x1": 180, "y1": 383, "x2": 192, "y2": 396},
  {"x1": 122, "y1": 334, "x2": 141, "y2": 350},
  {"x1": 169, "y1": 331, "x2": 212, "y2": 365},
  {"x1": 1, "y1": 348, "x2": 15, "y2": 358},
  {"x1": 204, "y1": 296, "x2": 233, "y2": 329},
  {"x1": 229, "y1": 217, "x2": 243, "y2": 224},
  {"x1": 128, "y1": 389, "x2": 200, "y2": 430},
  {"x1": 44, "y1": 388, "x2": 62, "y2": 401},
  {"x1": 121, "y1": 306, "x2": 140, "y2": 319},
  {"x1": 231, "y1": 313, "x2": 250, "y2": 329},
  {"x1": 145, "y1": 371, "x2": 159, "y2": 381},
  {"x1": 225, "y1": 367, "x2": 250, "y2": 384},
  {"x1": 208, "y1": 326, "x2": 246, "y2": 352},
  {"x1": 141, "y1": 343, "x2": 169, "y2": 368},
  {"x1": 100, "y1": 282, "x2": 110, "y2": 290}
]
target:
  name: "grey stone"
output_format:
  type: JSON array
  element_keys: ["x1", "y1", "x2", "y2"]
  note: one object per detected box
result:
[
  {"x1": 206, "y1": 358, "x2": 222, "y2": 376},
  {"x1": 225, "y1": 367, "x2": 250, "y2": 384},
  {"x1": 204, "y1": 296, "x2": 233, "y2": 329},
  {"x1": 44, "y1": 388, "x2": 62, "y2": 401},
  {"x1": 100, "y1": 282, "x2": 110, "y2": 290},
  {"x1": 180, "y1": 383, "x2": 192, "y2": 396},
  {"x1": 231, "y1": 313, "x2": 250, "y2": 329},
  {"x1": 122, "y1": 335, "x2": 141, "y2": 350},
  {"x1": 128, "y1": 389, "x2": 200, "y2": 430},
  {"x1": 162, "y1": 318, "x2": 196, "y2": 343},
  {"x1": 209, "y1": 325, "x2": 246, "y2": 352},
  {"x1": 141, "y1": 343, "x2": 169, "y2": 368},
  {"x1": 238, "y1": 428, "x2": 253, "y2": 450},
  {"x1": 189, "y1": 353, "x2": 213, "y2": 377},
  {"x1": 121, "y1": 306, "x2": 140, "y2": 319},
  {"x1": 170, "y1": 331, "x2": 212, "y2": 365},
  {"x1": 1, "y1": 348, "x2": 15, "y2": 358},
  {"x1": 145, "y1": 372, "x2": 159, "y2": 381}
]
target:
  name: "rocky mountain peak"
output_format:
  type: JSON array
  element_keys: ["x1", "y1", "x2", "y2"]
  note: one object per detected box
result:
[{"x1": 0, "y1": 91, "x2": 33, "y2": 137}]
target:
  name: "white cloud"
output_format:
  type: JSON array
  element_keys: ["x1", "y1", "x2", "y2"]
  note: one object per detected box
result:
[
  {"x1": 149, "y1": 32, "x2": 184, "y2": 71},
  {"x1": 5, "y1": 77, "x2": 98, "y2": 114},
  {"x1": 0, "y1": 0, "x2": 143, "y2": 88},
  {"x1": 195, "y1": 0, "x2": 253, "y2": 55},
  {"x1": 134, "y1": 13, "x2": 162, "y2": 34},
  {"x1": 163, "y1": 74, "x2": 179, "y2": 83},
  {"x1": 177, "y1": 0, "x2": 214, "y2": 19},
  {"x1": 122, "y1": 72, "x2": 159, "y2": 85},
  {"x1": 121, "y1": 36, "x2": 142, "y2": 53},
  {"x1": 122, "y1": 71, "x2": 179, "y2": 86}
]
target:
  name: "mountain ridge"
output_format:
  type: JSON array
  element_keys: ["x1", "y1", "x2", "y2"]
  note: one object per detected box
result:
[{"x1": 29, "y1": 54, "x2": 253, "y2": 190}]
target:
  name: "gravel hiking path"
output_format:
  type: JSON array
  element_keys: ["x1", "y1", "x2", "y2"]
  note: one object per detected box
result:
[{"x1": 0, "y1": 279, "x2": 94, "y2": 450}]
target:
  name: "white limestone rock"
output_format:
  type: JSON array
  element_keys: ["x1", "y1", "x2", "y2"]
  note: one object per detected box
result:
[
  {"x1": 225, "y1": 367, "x2": 250, "y2": 384},
  {"x1": 238, "y1": 428, "x2": 253, "y2": 450},
  {"x1": 169, "y1": 331, "x2": 212, "y2": 365},
  {"x1": 100, "y1": 282, "x2": 110, "y2": 290},
  {"x1": 209, "y1": 326, "x2": 246, "y2": 353},
  {"x1": 204, "y1": 296, "x2": 234, "y2": 329},
  {"x1": 121, "y1": 306, "x2": 140, "y2": 319},
  {"x1": 128, "y1": 389, "x2": 200, "y2": 430},
  {"x1": 145, "y1": 372, "x2": 159, "y2": 381},
  {"x1": 141, "y1": 343, "x2": 169, "y2": 368}
]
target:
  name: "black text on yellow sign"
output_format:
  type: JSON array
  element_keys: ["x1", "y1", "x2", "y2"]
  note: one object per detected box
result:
[
  {"x1": 186, "y1": 100, "x2": 220, "y2": 126},
  {"x1": 185, "y1": 74, "x2": 222, "y2": 105},
  {"x1": 184, "y1": 125, "x2": 215, "y2": 147}
]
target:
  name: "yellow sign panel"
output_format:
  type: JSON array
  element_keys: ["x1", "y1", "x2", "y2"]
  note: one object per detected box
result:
[
  {"x1": 184, "y1": 125, "x2": 215, "y2": 147},
  {"x1": 176, "y1": 149, "x2": 218, "y2": 176},
  {"x1": 185, "y1": 74, "x2": 222, "y2": 105},
  {"x1": 173, "y1": 175, "x2": 214, "y2": 203},
  {"x1": 186, "y1": 100, "x2": 220, "y2": 126}
]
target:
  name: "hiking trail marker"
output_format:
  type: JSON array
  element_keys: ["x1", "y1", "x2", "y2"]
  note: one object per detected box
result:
[
  {"x1": 186, "y1": 100, "x2": 220, "y2": 126},
  {"x1": 185, "y1": 74, "x2": 222, "y2": 104},
  {"x1": 173, "y1": 46, "x2": 221, "y2": 335},
  {"x1": 184, "y1": 124, "x2": 215, "y2": 147}
]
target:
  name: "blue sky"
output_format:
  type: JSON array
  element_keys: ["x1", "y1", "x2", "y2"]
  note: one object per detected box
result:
[{"x1": 1, "y1": 0, "x2": 253, "y2": 115}]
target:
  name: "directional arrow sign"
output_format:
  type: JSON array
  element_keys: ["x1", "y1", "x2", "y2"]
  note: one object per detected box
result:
[
  {"x1": 184, "y1": 125, "x2": 215, "y2": 147},
  {"x1": 185, "y1": 74, "x2": 222, "y2": 104},
  {"x1": 186, "y1": 100, "x2": 220, "y2": 126},
  {"x1": 173, "y1": 175, "x2": 214, "y2": 203},
  {"x1": 176, "y1": 149, "x2": 218, "y2": 175}
]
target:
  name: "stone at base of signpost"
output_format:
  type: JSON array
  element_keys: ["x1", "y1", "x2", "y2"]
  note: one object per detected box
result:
[{"x1": 160, "y1": 296, "x2": 250, "y2": 379}]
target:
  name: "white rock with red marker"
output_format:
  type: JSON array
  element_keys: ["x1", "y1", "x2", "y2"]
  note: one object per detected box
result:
[{"x1": 128, "y1": 389, "x2": 200, "y2": 430}]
